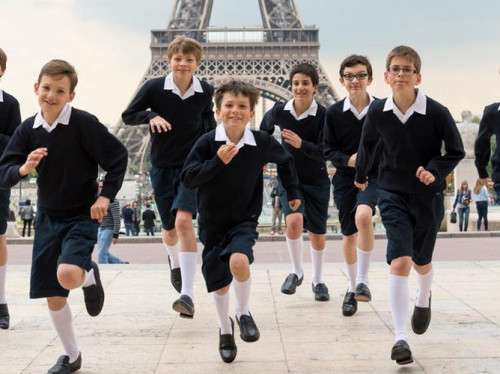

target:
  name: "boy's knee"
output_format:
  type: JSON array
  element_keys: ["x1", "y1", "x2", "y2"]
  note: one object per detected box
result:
[
  {"x1": 229, "y1": 253, "x2": 249, "y2": 277},
  {"x1": 47, "y1": 296, "x2": 67, "y2": 311},
  {"x1": 57, "y1": 264, "x2": 84, "y2": 290},
  {"x1": 355, "y1": 209, "x2": 372, "y2": 230}
]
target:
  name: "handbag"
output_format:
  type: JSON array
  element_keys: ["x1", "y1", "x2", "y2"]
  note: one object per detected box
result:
[{"x1": 450, "y1": 210, "x2": 457, "y2": 224}]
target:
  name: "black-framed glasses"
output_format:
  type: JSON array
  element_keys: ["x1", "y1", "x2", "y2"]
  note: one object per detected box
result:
[
  {"x1": 387, "y1": 66, "x2": 417, "y2": 76},
  {"x1": 342, "y1": 73, "x2": 369, "y2": 81}
]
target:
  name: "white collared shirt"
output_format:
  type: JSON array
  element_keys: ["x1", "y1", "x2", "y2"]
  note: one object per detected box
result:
[
  {"x1": 0, "y1": 87, "x2": 3, "y2": 103},
  {"x1": 284, "y1": 99, "x2": 318, "y2": 121},
  {"x1": 383, "y1": 89, "x2": 426, "y2": 124},
  {"x1": 164, "y1": 73, "x2": 203, "y2": 100},
  {"x1": 33, "y1": 103, "x2": 72, "y2": 133},
  {"x1": 215, "y1": 123, "x2": 256, "y2": 150},
  {"x1": 343, "y1": 94, "x2": 375, "y2": 120}
]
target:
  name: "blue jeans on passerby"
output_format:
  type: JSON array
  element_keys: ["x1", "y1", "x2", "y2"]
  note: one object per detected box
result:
[
  {"x1": 144, "y1": 227, "x2": 155, "y2": 236},
  {"x1": 124, "y1": 222, "x2": 135, "y2": 236},
  {"x1": 458, "y1": 206, "x2": 470, "y2": 232},
  {"x1": 476, "y1": 201, "x2": 489, "y2": 231},
  {"x1": 97, "y1": 228, "x2": 125, "y2": 264}
]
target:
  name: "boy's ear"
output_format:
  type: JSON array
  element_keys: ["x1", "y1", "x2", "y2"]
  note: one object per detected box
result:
[{"x1": 68, "y1": 91, "x2": 75, "y2": 102}]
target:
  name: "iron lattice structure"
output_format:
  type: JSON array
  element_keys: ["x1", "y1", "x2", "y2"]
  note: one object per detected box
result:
[{"x1": 116, "y1": 0, "x2": 339, "y2": 172}]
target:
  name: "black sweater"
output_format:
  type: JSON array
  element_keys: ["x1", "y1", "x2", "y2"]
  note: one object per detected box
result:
[
  {"x1": 355, "y1": 97, "x2": 465, "y2": 194},
  {"x1": 260, "y1": 102, "x2": 329, "y2": 186},
  {"x1": 0, "y1": 90, "x2": 22, "y2": 156},
  {"x1": 181, "y1": 129, "x2": 299, "y2": 231},
  {"x1": 324, "y1": 98, "x2": 380, "y2": 177},
  {"x1": 475, "y1": 102, "x2": 500, "y2": 182},
  {"x1": 0, "y1": 108, "x2": 128, "y2": 218},
  {"x1": 121, "y1": 77, "x2": 216, "y2": 168}
]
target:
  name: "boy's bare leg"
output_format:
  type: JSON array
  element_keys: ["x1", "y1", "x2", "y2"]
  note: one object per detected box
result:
[
  {"x1": 172, "y1": 209, "x2": 197, "y2": 317},
  {"x1": 354, "y1": 205, "x2": 374, "y2": 301},
  {"x1": 0, "y1": 235, "x2": 9, "y2": 329}
]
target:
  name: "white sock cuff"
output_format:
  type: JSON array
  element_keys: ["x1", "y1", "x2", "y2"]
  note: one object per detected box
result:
[
  {"x1": 82, "y1": 268, "x2": 95, "y2": 288},
  {"x1": 164, "y1": 241, "x2": 180, "y2": 269},
  {"x1": 286, "y1": 236, "x2": 303, "y2": 245}
]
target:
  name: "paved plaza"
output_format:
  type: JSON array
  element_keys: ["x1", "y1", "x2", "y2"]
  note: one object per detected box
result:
[{"x1": 1, "y1": 235, "x2": 499, "y2": 373}]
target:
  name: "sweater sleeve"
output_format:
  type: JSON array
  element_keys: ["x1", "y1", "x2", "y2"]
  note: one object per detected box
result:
[
  {"x1": 259, "y1": 106, "x2": 277, "y2": 135},
  {"x1": 267, "y1": 137, "x2": 299, "y2": 201},
  {"x1": 355, "y1": 113, "x2": 380, "y2": 184},
  {"x1": 299, "y1": 113, "x2": 327, "y2": 162},
  {"x1": 181, "y1": 135, "x2": 226, "y2": 189},
  {"x1": 110, "y1": 201, "x2": 121, "y2": 238},
  {"x1": 474, "y1": 106, "x2": 494, "y2": 179},
  {"x1": 0, "y1": 124, "x2": 31, "y2": 188},
  {"x1": 0, "y1": 96, "x2": 22, "y2": 155},
  {"x1": 121, "y1": 80, "x2": 158, "y2": 125},
  {"x1": 323, "y1": 109, "x2": 351, "y2": 167}
]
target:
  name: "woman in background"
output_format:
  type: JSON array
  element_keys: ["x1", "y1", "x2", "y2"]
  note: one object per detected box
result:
[{"x1": 472, "y1": 179, "x2": 489, "y2": 231}]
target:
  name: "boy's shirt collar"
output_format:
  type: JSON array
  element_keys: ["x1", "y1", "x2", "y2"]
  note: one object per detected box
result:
[
  {"x1": 284, "y1": 99, "x2": 318, "y2": 121},
  {"x1": 215, "y1": 123, "x2": 256, "y2": 150},
  {"x1": 33, "y1": 103, "x2": 72, "y2": 133},
  {"x1": 343, "y1": 94, "x2": 375, "y2": 120},
  {"x1": 383, "y1": 89, "x2": 426, "y2": 124},
  {"x1": 164, "y1": 73, "x2": 203, "y2": 100},
  {"x1": 0, "y1": 87, "x2": 3, "y2": 102}
]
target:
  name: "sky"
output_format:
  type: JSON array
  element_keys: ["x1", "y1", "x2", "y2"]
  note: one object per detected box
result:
[{"x1": 1, "y1": 0, "x2": 500, "y2": 125}]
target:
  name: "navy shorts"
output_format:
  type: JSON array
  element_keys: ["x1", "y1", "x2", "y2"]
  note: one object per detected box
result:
[
  {"x1": 150, "y1": 165, "x2": 197, "y2": 230},
  {"x1": 199, "y1": 221, "x2": 258, "y2": 293},
  {"x1": 279, "y1": 181, "x2": 330, "y2": 235},
  {"x1": 0, "y1": 188, "x2": 10, "y2": 235},
  {"x1": 377, "y1": 189, "x2": 444, "y2": 266},
  {"x1": 332, "y1": 173, "x2": 378, "y2": 236},
  {"x1": 30, "y1": 211, "x2": 98, "y2": 299}
]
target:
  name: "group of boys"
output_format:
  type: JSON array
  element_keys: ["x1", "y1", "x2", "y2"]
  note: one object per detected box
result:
[{"x1": 7, "y1": 33, "x2": 500, "y2": 372}]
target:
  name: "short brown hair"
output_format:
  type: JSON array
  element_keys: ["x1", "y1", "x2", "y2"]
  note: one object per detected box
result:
[
  {"x1": 0, "y1": 48, "x2": 7, "y2": 72},
  {"x1": 215, "y1": 80, "x2": 260, "y2": 110},
  {"x1": 38, "y1": 59, "x2": 78, "y2": 92},
  {"x1": 339, "y1": 54, "x2": 373, "y2": 78},
  {"x1": 289, "y1": 63, "x2": 319, "y2": 86},
  {"x1": 167, "y1": 35, "x2": 203, "y2": 64},
  {"x1": 386, "y1": 45, "x2": 421, "y2": 74}
]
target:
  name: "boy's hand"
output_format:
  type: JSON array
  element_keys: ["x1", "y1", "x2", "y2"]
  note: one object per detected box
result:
[
  {"x1": 91, "y1": 196, "x2": 110, "y2": 223},
  {"x1": 217, "y1": 143, "x2": 238, "y2": 164},
  {"x1": 354, "y1": 180, "x2": 368, "y2": 191},
  {"x1": 416, "y1": 166, "x2": 435, "y2": 185},
  {"x1": 480, "y1": 177, "x2": 492, "y2": 186},
  {"x1": 281, "y1": 129, "x2": 302, "y2": 149},
  {"x1": 149, "y1": 115, "x2": 172, "y2": 133},
  {"x1": 347, "y1": 153, "x2": 357, "y2": 167},
  {"x1": 289, "y1": 199, "x2": 301, "y2": 211},
  {"x1": 19, "y1": 148, "x2": 48, "y2": 177}
]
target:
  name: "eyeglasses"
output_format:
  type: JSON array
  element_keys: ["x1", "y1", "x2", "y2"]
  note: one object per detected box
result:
[
  {"x1": 387, "y1": 66, "x2": 417, "y2": 76},
  {"x1": 342, "y1": 73, "x2": 369, "y2": 81}
]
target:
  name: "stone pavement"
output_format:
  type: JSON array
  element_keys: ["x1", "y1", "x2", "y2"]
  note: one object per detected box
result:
[{"x1": 1, "y1": 251, "x2": 500, "y2": 373}]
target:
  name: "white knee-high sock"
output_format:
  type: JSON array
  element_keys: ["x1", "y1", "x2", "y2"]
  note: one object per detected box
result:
[
  {"x1": 179, "y1": 252, "x2": 197, "y2": 300},
  {"x1": 164, "y1": 241, "x2": 180, "y2": 269},
  {"x1": 310, "y1": 246, "x2": 325, "y2": 286},
  {"x1": 356, "y1": 248, "x2": 372, "y2": 286},
  {"x1": 346, "y1": 263, "x2": 357, "y2": 292},
  {"x1": 233, "y1": 277, "x2": 251, "y2": 318},
  {"x1": 49, "y1": 303, "x2": 80, "y2": 363},
  {"x1": 0, "y1": 265, "x2": 7, "y2": 304},
  {"x1": 286, "y1": 236, "x2": 303, "y2": 278},
  {"x1": 82, "y1": 268, "x2": 95, "y2": 288},
  {"x1": 212, "y1": 292, "x2": 232, "y2": 335},
  {"x1": 389, "y1": 274, "x2": 409, "y2": 342},
  {"x1": 416, "y1": 268, "x2": 434, "y2": 308}
]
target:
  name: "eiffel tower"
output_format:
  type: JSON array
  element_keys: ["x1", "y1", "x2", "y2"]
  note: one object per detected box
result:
[{"x1": 116, "y1": 0, "x2": 339, "y2": 172}]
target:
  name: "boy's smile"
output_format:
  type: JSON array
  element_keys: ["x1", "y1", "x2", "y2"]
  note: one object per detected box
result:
[
  {"x1": 291, "y1": 73, "x2": 316, "y2": 104},
  {"x1": 340, "y1": 64, "x2": 372, "y2": 95},
  {"x1": 216, "y1": 93, "x2": 255, "y2": 130},
  {"x1": 168, "y1": 52, "x2": 199, "y2": 79},
  {"x1": 35, "y1": 74, "x2": 74, "y2": 125}
]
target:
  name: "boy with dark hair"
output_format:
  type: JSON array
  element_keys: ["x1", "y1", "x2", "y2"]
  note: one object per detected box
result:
[
  {"x1": 260, "y1": 62, "x2": 330, "y2": 302},
  {"x1": 0, "y1": 47, "x2": 21, "y2": 330},
  {"x1": 324, "y1": 54, "x2": 379, "y2": 316},
  {"x1": 122, "y1": 35, "x2": 216, "y2": 318},
  {"x1": 355, "y1": 46, "x2": 465, "y2": 365},
  {"x1": 0, "y1": 59, "x2": 128, "y2": 373},
  {"x1": 181, "y1": 80, "x2": 300, "y2": 363}
]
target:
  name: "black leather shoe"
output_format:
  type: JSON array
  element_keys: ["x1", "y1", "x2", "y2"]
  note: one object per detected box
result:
[
  {"x1": 47, "y1": 353, "x2": 82, "y2": 373},
  {"x1": 82, "y1": 262, "x2": 105, "y2": 317},
  {"x1": 354, "y1": 283, "x2": 372, "y2": 302},
  {"x1": 172, "y1": 294, "x2": 194, "y2": 319},
  {"x1": 411, "y1": 292, "x2": 431, "y2": 335},
  {"x1": 236, "y1": 313, "x2": 260, "y2": 342},
  {"x1": 168, "y1": 256, "x2": 182, "y2": 293},
  {"x1": 312, "y1": 283, "x2": 330, "y2": 302},
  {"x1": 342, "y1": 290, "x2": 357, "y2": 317},
  {"x1": 0, "y1": 303, "x2": 9, "y2": 329},
  {"x1": 281, "y1": 273, "x2": 303, "y2": 294},
  {"x1": 219, "y1": 318, "x2": 237, "y2": 363},
  {"x1": 391, "y1": 340, "x2": 413, "y2": 365}
]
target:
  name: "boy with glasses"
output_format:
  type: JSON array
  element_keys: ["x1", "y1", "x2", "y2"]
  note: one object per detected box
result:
[
  {"x1": 324, "y1": 55, "x2": 379, "y2": 317},
  {"x1": 355, "y1": 46, "x2": 465, "y2": 365}
]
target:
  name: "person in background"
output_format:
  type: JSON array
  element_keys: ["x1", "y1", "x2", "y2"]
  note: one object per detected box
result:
[
  {"x1": 21, "y1": 199, "x2": 35, "y2": 237},
  {"x1": 142, "y1": 203, "x2": 157, "y2": 236},
  {"x1": 452, "y1": 180, "x2": 472, "y2": 232},
  {"x1": 121, "y1": 203, "x2": 135, "y2": 236},
  {"x1": 132, "y1": 200, "x2": 141, "y2": 236},
  {"x1": 269, "y1": 183, "x2": 283, "y2": 235},
  {"x1": 472, "y1": 178, "x2": 489, "y2": 231}
]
